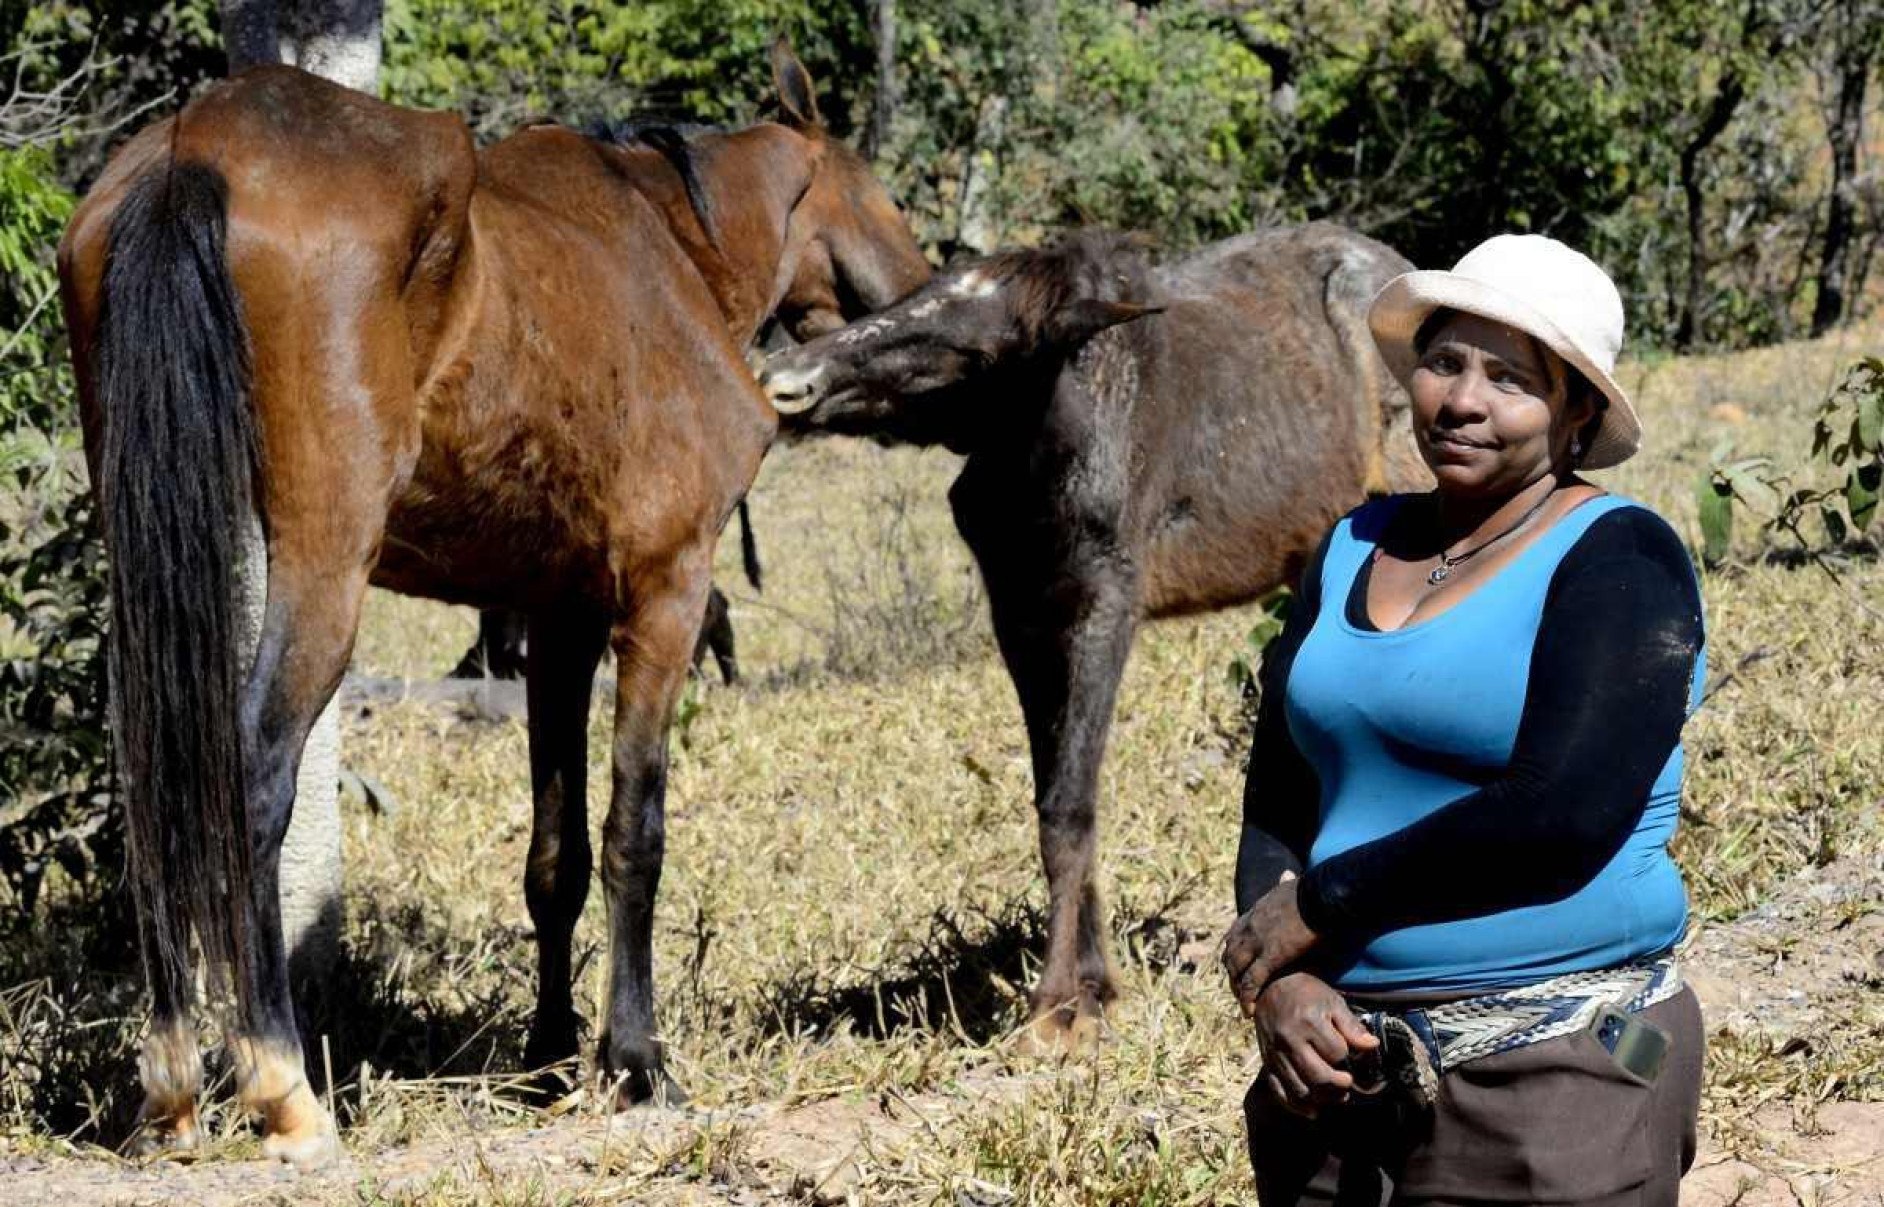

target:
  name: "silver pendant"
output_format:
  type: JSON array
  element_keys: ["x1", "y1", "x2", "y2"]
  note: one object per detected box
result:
[{"x1": 1427, "y1": 563, "x2": 1452, "y2": 586}]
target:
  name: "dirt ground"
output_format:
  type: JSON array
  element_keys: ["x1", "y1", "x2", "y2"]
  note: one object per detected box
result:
[
  {"x1": 4, "y1": 840, "x2": 1877, "y2": 1206},
  {"x1": 1681, "y1": 838, "x2": 1884, "y2": 1207}
]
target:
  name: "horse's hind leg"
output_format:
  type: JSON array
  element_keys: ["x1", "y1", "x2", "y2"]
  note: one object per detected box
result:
[
  {"x1": 693, "y1": 584, "x2": 739, "y2": 685},
  {"x1": 521, "y1": 609, "x2": 607, "y2": 1079},
  {"x1": 598, "y1": 547, "x2": 712, "y2": 1106},
  {"x1": 229, "y1": 378, "x2": 403, "y2": 1160},
  {"x1": 228, "y1": 542, "x2": 377, "y2": 1164}
]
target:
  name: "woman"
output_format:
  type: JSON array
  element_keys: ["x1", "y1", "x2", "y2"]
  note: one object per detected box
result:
[{"x1": 1220, "y1": 233, "x2": 1706, "y2": 1206}]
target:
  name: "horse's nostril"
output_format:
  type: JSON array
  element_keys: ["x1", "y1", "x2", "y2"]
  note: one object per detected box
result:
[{"x1": 762, "y1": 364, "x2": 825, "y2": 414}]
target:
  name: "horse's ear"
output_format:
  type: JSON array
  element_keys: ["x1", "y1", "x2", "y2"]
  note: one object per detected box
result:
[
  {"x1": 771, "y1": 37, "x2": 823, "y2": 130},
  {"x1": 1041, "y1": 298, "x2": 1163, "y2": 349}
]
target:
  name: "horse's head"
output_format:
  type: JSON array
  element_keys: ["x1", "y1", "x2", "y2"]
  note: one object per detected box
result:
[
  {"x1": 760, "y1": 231, "x2": 1162, "y2": 450},
  {"x1": 766, "y1": 41, "x2": 932, "y2": 340}
]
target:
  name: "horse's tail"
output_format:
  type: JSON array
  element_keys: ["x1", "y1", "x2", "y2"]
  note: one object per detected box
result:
[
  {"x1": 737, "y1": 498, "x2": 763, "y2": 592},
  {"x1": 95, "y1": 160, "x2": 264, "y2": 1026}
]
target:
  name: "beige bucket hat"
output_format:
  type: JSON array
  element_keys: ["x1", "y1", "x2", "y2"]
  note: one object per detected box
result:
[{"x1": 1368, "y1": 233, "x2": 1641, "y2": 469}]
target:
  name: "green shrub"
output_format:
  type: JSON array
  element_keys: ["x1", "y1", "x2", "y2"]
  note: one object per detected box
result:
[
  {"x1": 0, "y1": 146, "x2": 115, "y2": 917},
  {"x1": 1698, "y1": 357, "x2": 1884, "y2": 570}
]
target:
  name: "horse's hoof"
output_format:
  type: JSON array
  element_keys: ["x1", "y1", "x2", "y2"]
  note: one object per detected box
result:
[
  {"x1": 603, "y1": 1061, "x2": 689, "y2": 1111},
  {"x1": 1017, "y1": 988, "x2": 1107, "y2": 1057},
  {"x1": 134, "y1": 1021, "x2": 203, "y2": 1159},
  {"x1": 257, "y1": 1081, "x2": 336, "y2": 1168},
  {"x1": 1017, "y1": 1013, "x2": 1090, "y2": 1057},
  {"x1": 130, "y1": 1108, "x2": 200, "y2": 1160},
  {"x1": 257, "y1": 1079, "x2": 335, "y2": 1168},
  {"x1": 261, "y1": 1122, "x2": 338, "y2": 1169},
  {"x1": 233, "y1": 1039, "x2": 338, "y2": 1168},
  {"x1": 599, "y1": 1038, "x2": 688, "y2": 1110},
  {"x1": 611, "y1": 1068, "x2": 689, "y2": 1111},
  {"x1": 523, "y1": 1020, "x2": 582, "y2": 1099}
]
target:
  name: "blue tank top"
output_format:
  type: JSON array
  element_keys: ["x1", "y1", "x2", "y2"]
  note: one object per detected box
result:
[{"x1": 1286, "y1": 495, "x2": 1702, "y2": 994}]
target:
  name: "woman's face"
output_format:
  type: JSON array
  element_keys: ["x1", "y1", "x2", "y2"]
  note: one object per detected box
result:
[{"x1": 1409, "y1": 312, "x2": 1595, "y2": 498}]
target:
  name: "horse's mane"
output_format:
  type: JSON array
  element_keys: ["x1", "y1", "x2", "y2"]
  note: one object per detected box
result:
[{"x1": 586, "y1": 117, "x2": 723, "y2": 249}]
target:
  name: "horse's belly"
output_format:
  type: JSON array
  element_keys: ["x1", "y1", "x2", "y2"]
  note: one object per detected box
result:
[
  {"x1": 374, "y1": 452, "x2": 610, "y2": 611},
  {"x1": 1140, "y1": 523, "x2": 1285, "y2": 618}
]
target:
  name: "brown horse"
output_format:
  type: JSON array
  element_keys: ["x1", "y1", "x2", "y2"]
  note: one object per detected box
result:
[
  {"x1": 760, "y1": 225, "x2": 1428, "y2": 1043},
  {"x1": 446, "y1": 91, "x2": 908, "y2": 685},
  {"x1": 58, "y1": 43, "x2": 929, "y2": 1162}
]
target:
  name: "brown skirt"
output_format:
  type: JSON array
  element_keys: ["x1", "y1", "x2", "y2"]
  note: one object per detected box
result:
[{"x1": 1244, "y1": 986, "x2": 1704, "y2": 1207}]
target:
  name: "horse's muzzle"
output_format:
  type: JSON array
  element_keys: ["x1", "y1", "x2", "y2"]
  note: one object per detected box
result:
[{"x1": 758, "y1": 358, "x2": 826, "y2": 415}]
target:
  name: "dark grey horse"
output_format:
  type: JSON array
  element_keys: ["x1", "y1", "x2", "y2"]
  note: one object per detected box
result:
[{"x1": 759, "y1": 224, "x2": 1428, "y2": 1041}]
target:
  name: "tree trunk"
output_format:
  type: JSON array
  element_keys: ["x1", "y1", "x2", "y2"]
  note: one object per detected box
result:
[
  {"x1": 1674, "y1": 76, "x2": 1745, "y2": 350},
  {"x1": 1812, "y1": 28, "x2": 1872, "y2": 337},
  {"x1": 1026, "y1": 0, "x2": 1060, "y2": 59},
  {"x1": 957, "y1": 95, "x2": 1007, "y2": 254},
  {"x1": 218, "y1": 0, "x2": 383, "y2": 984},
  {"x1": 866, "y1": 0, "x2": 897, "y2": 160},
  {"x1": 222, "y1": 0, "x2": 382, "y2": 91},
  {"x1": 221, "y1": 0, "x2": 281, "y2": 72},
  {"x1": 281, "y1": 0, "x2": 383, "y2": 93}
]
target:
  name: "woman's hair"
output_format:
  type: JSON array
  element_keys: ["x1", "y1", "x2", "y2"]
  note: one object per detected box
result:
[{"x1": 1412, "y1": 306, "x2": 1606, "y2": 459}]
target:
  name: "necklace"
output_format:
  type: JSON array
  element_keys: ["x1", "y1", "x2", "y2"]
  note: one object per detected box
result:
[{"x1": 1426, "y1": 488, "x2": 1557, "y2": 586}]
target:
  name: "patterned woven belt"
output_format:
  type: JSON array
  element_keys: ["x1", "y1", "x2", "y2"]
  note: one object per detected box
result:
[{"x1": 1353, "y1": 955, "x2": 1683, "y2": 1075}]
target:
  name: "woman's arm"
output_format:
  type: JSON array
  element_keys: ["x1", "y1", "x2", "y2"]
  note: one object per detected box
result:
[
  {"x1": 1296, "y1": 508, "x2": 1704, "y2": 943},
  {"x1": 1235, "y1": 531, "x2": 1331, "y2": 914}
]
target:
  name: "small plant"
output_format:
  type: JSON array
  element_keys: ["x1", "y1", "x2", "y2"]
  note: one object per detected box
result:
[
  {"x1": 1698, "y1": 357, "x2": 1884, "y2": 566},
  {"x1": 818, "y1": 479, "x2": 986, "y2": 680},
  {"x1": 1224, "y1": 589, "x2": 1293, "y2": 726},
  {"x1": 671, "y1": 675, "x2": 705, "y2": 753}
]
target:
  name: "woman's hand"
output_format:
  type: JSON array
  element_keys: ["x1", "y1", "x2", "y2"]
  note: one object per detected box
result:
[
  {"x1": 1252, "y1": 972, "x2": 1378, "y2": 1118},
  {"x1": 1221, "y1": 876, "x2": 1320, "y2": 1016}
]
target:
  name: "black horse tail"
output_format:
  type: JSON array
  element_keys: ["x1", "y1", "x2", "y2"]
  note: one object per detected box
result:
[
  {"x1": 737, "y1": 498, "x2": 763, "y2": 592},
  {"x1": 95, "y1": 161, "x2": 263, "y2": 1028}
]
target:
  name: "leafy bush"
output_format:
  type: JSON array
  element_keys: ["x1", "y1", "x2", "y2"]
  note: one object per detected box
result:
[
  {"x1": 1698, "y1": 357, "x2": 1884, "y2": 568},
  {"x1": 0, "y1": 144, "x2": 116, "y2": 917},
  {"x1": 381, "y1": 0, "x2": 870, "y2": 139}
]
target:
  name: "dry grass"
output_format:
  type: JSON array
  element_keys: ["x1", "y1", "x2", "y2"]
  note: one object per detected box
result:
[{"x1": 2, "y1": 321, "x2": 1880, "y2": 1202}]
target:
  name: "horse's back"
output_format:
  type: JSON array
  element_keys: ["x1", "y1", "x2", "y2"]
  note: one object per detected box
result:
[
  {"x1": 61, "y1": 68, "x2": 479, "y2": 559},
  {"x1": 377, "y1": 124, "x2": 775, "y2": 607},
  {"x1": 1161, "y1": 222, "x2": 1409, "y2": 300},
  {"x1": 165, "y1": 66, "x2": 476, "y2": 330},
  {"x1": 1133, "y1": 224, "x2": 1421, "y2": 616}
]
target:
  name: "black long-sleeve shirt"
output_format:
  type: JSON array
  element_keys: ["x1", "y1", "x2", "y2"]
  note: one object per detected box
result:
[{"x1": 1234, "y1": 504, "x2": 1705, "y2": 953}]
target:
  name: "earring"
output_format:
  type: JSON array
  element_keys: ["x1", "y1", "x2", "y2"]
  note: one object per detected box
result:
[{"x1": 1571, "y1": 437, "x2": 1585, "y2": 461}]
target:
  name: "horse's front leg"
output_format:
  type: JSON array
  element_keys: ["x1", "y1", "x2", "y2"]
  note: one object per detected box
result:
[
  {"x1": 521, "y1": 610, "x2": 608, "y2": 1078},
  {"x1": 597, "y1": 548, "x2": 711, "y2": 1107},
  {"x1": 988, "y1": 558, "x2": 1140, "y2": 1046}
]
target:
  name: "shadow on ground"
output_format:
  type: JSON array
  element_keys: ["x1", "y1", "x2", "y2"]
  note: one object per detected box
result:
[
  {"x1": 748, "y1": 902, "x2": 1044, "y2": 1045},
  {"x1": 291, "y1": 894, "x2": 544, "y2": 1124},
  {"x1": 740, "y1": 882, "x2": 1215, "y2": 1048},
  {"x1": 0, "y1": 889, "x2": 546, "y2": 1148}
]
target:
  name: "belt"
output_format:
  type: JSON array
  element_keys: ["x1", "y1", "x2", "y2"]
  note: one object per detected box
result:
[{"x1": 1346, "y1": 956, "x2": 1683, "y2": 1106}]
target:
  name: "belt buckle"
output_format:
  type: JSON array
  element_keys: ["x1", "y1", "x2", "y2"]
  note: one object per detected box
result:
[
  {"x1": 1346, "y1": 1010, "x2": 1439, "y2": 1111},
  {"x1": 1347, "y1": 1012, "x2": 1391, "y2": 1096}
]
